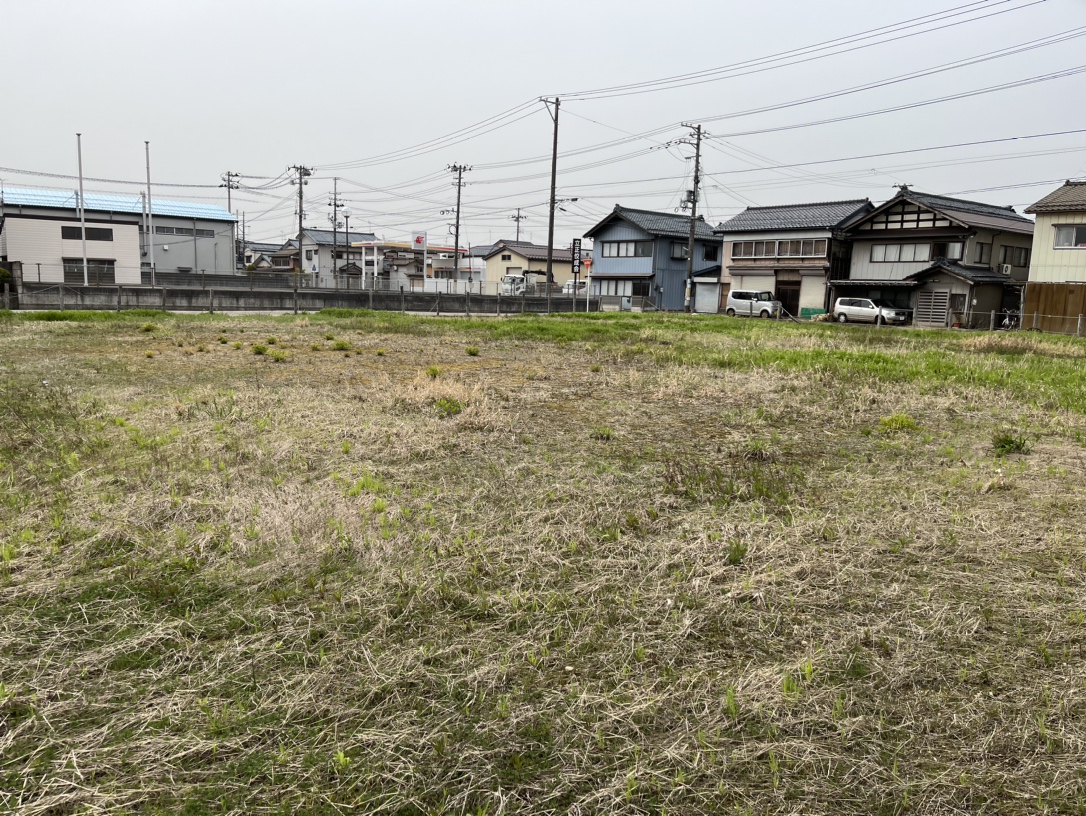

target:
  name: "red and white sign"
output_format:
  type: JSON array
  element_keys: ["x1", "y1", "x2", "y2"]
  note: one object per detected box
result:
[{"x1": 411, "y1": 232, "x2": 427, "y2": 252}]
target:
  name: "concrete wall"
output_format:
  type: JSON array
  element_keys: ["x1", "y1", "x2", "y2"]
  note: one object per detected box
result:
[
  {"x1": 16, "y1": 282, "x2": 597, "y2": 315},
  {"x1": 1029, "y1": 213, "x2": 1086, "y2": 283}
]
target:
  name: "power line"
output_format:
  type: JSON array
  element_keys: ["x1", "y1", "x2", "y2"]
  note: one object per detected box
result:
[{"x1": 554, "y1": 0, "x2": 1043, "y2": 100}]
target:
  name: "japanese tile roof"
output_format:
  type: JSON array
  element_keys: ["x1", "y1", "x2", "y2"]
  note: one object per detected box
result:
[
  {"x1": 0, "y1": 186, "x2": 235, "y2": 221},
  {"x1": 715, "y1": 199, "x2": 872, "y2": 233},
  {"x1": 905, "y1": 258, "x2": 1014, "y2": 284},
  {"x1": 245, "y1": 241, "x2": 283, "y2": 253},
  {"x1": 857, "y1": 188, "x2": 1034, "y2": 234},
  {"x1": 472, "y1": 239, "x2": 538, "y2": 257},
  {"x1": 907, "y1": 191, "x2": 1031, "y2": 223},
  {"x1": 1025, "y1": 180, "x2": 1086, "y2": 213},
  {"x1": 483, "y1": 242, "x2": 573, "y2": 262},
  {"x1": 584, "y1": 205, "x2": 717, "y2": 241},
  {"x1": 302, "y1": 228, "x2": 378, "y2": 246}
]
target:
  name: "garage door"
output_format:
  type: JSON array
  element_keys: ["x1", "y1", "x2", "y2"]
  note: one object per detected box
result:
[
  {"x1": 694, "y1": 283, "x2": 720, "y2": 314},
  {"x1": 915, "y1": 291, "x2": 950, "y2": 327}
]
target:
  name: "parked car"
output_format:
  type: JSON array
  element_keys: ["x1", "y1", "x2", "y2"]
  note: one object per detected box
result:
[
  {"x1": 725, "y1": 290, "x2": 782, "y2": 318},
  {"x1": 832, "y1": 297, "x2": 910, "y2": 325}
]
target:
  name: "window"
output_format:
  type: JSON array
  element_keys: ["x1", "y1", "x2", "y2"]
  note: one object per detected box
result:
[
  {"x1": 62, "y1": 258, "x2": 115, "y2": 285},
  {"x1": 731, "y1": 239, "x2": 827, "y2": 259},
  {"x1": 671, "y1": 242, "x2": 690, "y2": 260},
  {"x1": 973, "y1": 242, "x2": 991, "y2": 264},
  {"x1": 999, "y1": 246, "x2": 1032, "y2": 266},
  {"x1": 703, "y1": 244, "x2": 719, "y2": 262},
  {"x1": 1054, "y1": 225, "x2": 1086, "y2": 248},
  {"x1": 501, "y1": 254, "x2": 512, "y2": 261},
  {"x1": 601, "y1": 241, "x2": 652, "y2": 258},
  {"x1": 932, "y1": 241, "x2": 963, "y2": 261},
  {"x1": 62, "y1": 226, "x2": 113, "y2": 241},
  {"x1": 305, "y1": 250, "x2": 314, "y2": 261},
  {"x1": 871, "y1": 243, "x2": 932, "y2": 262},
  {"x1": 196, "y1": 229, "x2": 215, "y2": 238}
]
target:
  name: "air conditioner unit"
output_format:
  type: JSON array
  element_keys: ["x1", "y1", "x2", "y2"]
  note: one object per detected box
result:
[{"x1": 999, "y1": 263, "x2": 1013, "y2": 275}]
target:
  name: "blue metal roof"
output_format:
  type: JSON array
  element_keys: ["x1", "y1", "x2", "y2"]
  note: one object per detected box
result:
[{"x1": 0, "y1": 187, "x2": 235, "y2": 221}]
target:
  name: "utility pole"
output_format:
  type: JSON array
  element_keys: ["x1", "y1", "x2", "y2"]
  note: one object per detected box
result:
[
  {"x1": 220, "y1": 171, "x2": 240, "y2": 271},
  {"x1": 329, "y1": 177, "x2": 344, "y2": 281},
  {"x1": 447, "y1": 164, "x2": 470, "y2": 283},
  {"x1": 680, "y1": 123, "x2": 703, "y2": 313},
  {"x1": 544, "y1": 98, "x2": 560, "y2": 301},
  {"x1": 290, "y1": 165, "x2": 312, "y2": 286},
  {"x1": 510, "y1": 208, "x2": 527, "y2": 242}
]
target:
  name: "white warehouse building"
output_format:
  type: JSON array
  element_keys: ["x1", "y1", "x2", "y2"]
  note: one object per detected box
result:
[{"x1": 0, "y1": 188, "x2": 236, "y2": 285}]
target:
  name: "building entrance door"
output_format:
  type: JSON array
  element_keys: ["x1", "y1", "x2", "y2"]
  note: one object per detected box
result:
[{"x1": 776, "y1": 281, "x2": 801, "y2": 318}]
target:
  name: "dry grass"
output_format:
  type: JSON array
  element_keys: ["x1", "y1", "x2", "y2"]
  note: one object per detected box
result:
[{"x1": 1, "y1": 311, "x2": 1085, "y2": 815}]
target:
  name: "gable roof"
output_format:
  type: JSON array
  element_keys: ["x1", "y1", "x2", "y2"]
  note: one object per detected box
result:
[
  {"x1": 472, "y1": 238, "x2": 538, "y2": 257},
  {"x1": 715, "y1": 199, "x2": 872, "y2": 233},
  {"x1": 851, "y1": 187, "x2": 1033, "y2": 235},
  {"x1": 0, "y1": 186, "x2": 235, "y2": 221},
  {"x1": 303, "y1": 228, "x2": 378, "y2": 246},
  {"x1": 905, "y1": 258, "x2": 1014, "y2": 285},
  {"x1": 245, "y1": 241, "x2": 282, "y2": 254},
  {"x1": 584, "y1": 205, "x2": 717, "y2": 241},
  {"x1": 484, "y1": 242, "x2": 573, "y2": 262},
  {"x1": 1025, "y1": 180, "x2": 1086, "y2": 214}
]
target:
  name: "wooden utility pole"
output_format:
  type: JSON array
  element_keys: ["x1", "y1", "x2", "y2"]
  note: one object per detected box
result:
[
  {"x1": 682, "y1": 123, "x2": 703, "y2": 313},
  {"x1": 544, "y1": 98, "x2": 560, "y2": 303}
]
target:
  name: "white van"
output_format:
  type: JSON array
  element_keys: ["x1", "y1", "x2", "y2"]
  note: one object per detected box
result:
[{"x1": 725, "y1": 290, "x2": 782, "y2": 318}]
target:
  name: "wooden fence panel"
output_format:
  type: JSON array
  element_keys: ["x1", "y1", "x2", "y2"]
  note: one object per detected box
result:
[{"x1": 1024, "y1": 283, "x2": 1086, "y2": 334}]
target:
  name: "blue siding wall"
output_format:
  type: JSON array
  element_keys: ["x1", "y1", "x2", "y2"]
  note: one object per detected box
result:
[{"x1": 589, "y1": 220, "x2": 718, "y2": 309}]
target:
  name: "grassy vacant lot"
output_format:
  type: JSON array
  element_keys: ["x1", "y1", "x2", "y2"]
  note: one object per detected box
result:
[{"x1": 1, "y1": 309, "x2": 1084, "y2": 815}]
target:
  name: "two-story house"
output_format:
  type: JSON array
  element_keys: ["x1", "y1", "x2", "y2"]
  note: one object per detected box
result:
[
  {"x1": 1024, "y1": 180, "x2": 1086, "y2": 282},
  {"x1": 715, "y1": 199, "x2": 873, "y2": 317},
  {"x1": 833, "y1": 187, "x2": 1035, "y2": 327},
  {"x1": 583, "y1": 205, "x2": 719, "y2": 311}
]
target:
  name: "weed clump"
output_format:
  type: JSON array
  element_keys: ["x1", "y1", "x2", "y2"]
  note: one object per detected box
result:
[
  {"x1": 425, "y1": 365, "x2": 442, "y2": 379},
  {"x1": 465, "y1": 346, "x2": 480, "y2": 357},
  {"x1": 878, "y1": 413, "x2": 919, "y2": 433},
  {"x1": 269, "y1": 349, "x2": 288, "y2": 363},
  {"x1": 590, "y1": 426, "x2": 613, "y2": 441},
  {"x1": 993, "y1": 430, "x2": 1030, "y2": 455},
  {"x1": 332, "y1": 340, "x2": 351, "y2": 351},
  {"x1": 252, "y1": 344, "x2": 268, "y2": 356},
  {"x1": 139, "y1": 323, "x2": 157, "y2": 333},
  {"x1": 434, "y1": 396, "x2": 463, "y2": 417}
]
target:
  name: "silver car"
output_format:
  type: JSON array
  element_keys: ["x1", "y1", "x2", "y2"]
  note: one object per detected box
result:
[{"x1": 832, "y1": 297, "x2": 910, "y2": 325}]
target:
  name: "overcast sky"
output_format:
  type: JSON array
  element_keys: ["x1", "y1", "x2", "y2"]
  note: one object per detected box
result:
[{"x1": 3, "y1": 0, "x2": 1085, "y2": 248}]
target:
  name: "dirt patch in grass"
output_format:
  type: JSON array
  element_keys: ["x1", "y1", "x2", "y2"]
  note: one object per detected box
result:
[{"x1": 1, "y1": 312, "x2": 1085, "y2": 814}]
